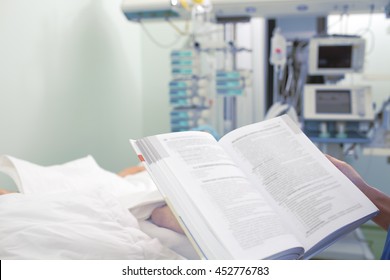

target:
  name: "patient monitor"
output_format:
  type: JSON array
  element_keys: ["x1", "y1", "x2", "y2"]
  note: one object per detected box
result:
[
  {"x1": 302, "y1": 85, "x2": 374, "y2": 142},
  {"x1": 303, "y1": 85, "x2": 374, "y2": 121},
  {"x1": 308, "y1": 37, "x2": 366, "y2": 75}
]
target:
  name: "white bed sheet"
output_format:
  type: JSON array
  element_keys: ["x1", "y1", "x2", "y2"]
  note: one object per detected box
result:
[
  {"x1": 0, "y1": 189, "x2": 183, "y2": 259},
  {"x1": 0, "y1": 155, "x2": 197, "y2": 260}
]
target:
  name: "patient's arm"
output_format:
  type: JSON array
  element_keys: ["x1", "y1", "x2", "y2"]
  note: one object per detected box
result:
[
  {"x1": 117, "y1": 166, "x2": 145, "y2": 177},
  {"x1": 151, "y1": 205, "x2": 185, "y2": 235},
  {"x1": 117, "y1": 167, "x2": 184, "y2": 234}
]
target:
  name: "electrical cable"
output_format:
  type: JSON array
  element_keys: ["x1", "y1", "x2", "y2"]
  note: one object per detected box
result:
[
  {"x1": 140, "y1": 20, "x2": 185, "y2": 48},
  {"x1": 166, "y1": 18, "x2": 190, "y2": 35}
]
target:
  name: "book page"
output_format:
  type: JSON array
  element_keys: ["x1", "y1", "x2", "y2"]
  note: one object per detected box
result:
[
  {"x1": 219, "y1": 115, "x2": 378, "y2": 253},
  {"x1": 134, "y1": 131, "x2": 303, "y2": 259}
]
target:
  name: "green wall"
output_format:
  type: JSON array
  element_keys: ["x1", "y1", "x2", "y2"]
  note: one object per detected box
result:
[{"x1": 0, "y1": 0, "x2": 144, "y2": 190}]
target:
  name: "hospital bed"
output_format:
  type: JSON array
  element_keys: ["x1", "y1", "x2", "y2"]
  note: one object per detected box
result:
[
  {"x1": 0, "y1": 155, "x2": 375, "y2": 260},
  {"x1": 0, "y1": 155, "x2": 198, "y2": 260}
]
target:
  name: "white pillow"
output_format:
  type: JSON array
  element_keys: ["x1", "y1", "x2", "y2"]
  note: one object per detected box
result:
[
  {"x1": 0, "y1": 189, "x2": 184, "y2": 260},
  {"x1": 0, "y1": 155, "x2": 164, "y2": 215}
]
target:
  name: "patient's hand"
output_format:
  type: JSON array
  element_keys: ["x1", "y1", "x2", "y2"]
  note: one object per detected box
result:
[
  {"x1": 117, "y1": 166, "x2": 145, "y2": 177},
  {"x1": 0, "y1": 189, "x2": 13, "y2": 195},
  {"x1": 151, "y1": 205, "x2": 185, "y2": 235}
]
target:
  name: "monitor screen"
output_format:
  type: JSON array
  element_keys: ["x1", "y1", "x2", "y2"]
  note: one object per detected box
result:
[
  {"x1": 315, "y1": 90, "x2": 351, "y2": 114},
  {"x1": 317, "y1": 45, "x2": 353, "y2": 69}
]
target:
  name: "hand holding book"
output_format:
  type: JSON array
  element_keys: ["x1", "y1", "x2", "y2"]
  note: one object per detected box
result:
[{"x1": 131, "y1": 115, "x2": 378, "y2": 259}]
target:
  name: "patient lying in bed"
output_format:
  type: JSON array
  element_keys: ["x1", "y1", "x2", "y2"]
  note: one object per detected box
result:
[
  {"x1": 0, "y1": 166, "x2": 184, "y2": 235},
  {"x1": 0, "y1": 155, "x2": 195, "y2": 259}
]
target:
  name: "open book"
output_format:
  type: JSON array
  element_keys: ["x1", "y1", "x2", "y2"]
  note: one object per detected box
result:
[{"x1": 130, "y1": 115, "x2": 378, "y2": 260}]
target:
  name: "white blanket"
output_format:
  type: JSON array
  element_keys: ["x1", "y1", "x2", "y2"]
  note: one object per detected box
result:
[
  {"x1": 0, "y1": 189, "x2": 182, "y2": 259},
  {"x1": 0, "y1": 155, "x2": 193, "y2": 260}
]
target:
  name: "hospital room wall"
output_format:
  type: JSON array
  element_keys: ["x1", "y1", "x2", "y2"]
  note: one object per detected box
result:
[{"x1": 0, "y1": 0, "x2": 145, "y2": 191}]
